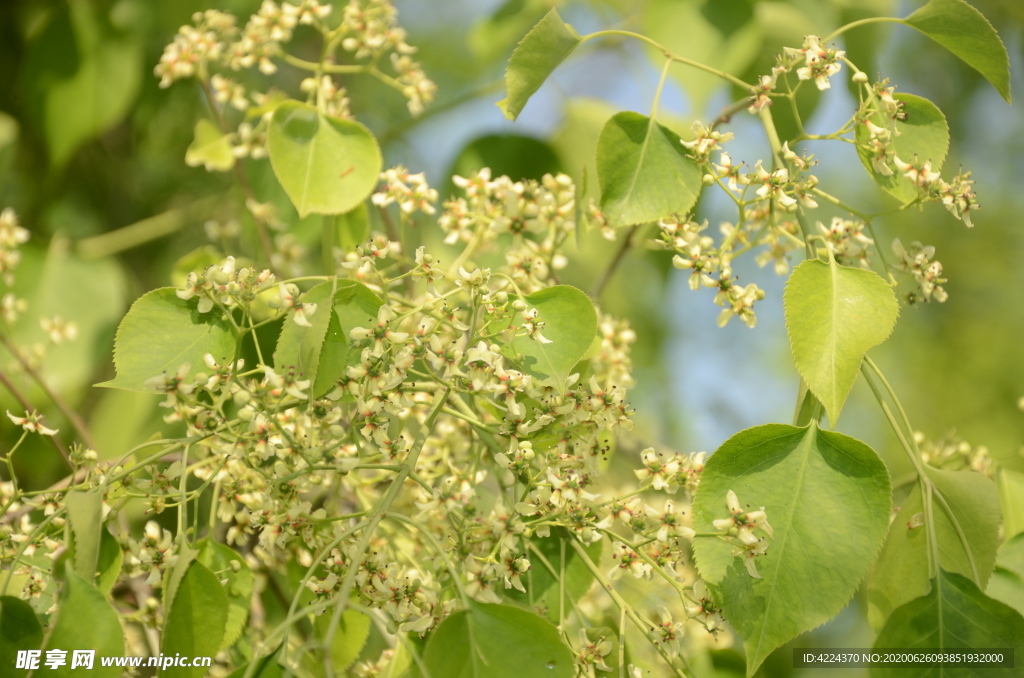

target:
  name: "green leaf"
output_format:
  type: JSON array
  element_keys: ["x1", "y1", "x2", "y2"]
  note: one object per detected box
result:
[
  {"x1": 999, "y1": 468, "x2": 1024, "y2": 540},
  {"x1": 0, "y1": 597, "x2": 43, "y2": 678},
  {"x1": 23, "y1": 0, "x2": 142, "y2": 167},
  {"x1": 197, "y1": 539, "x2": 253, "y2": 649},
  {"x1": 95, "y1": 526, "x2": 122, "y2": 595},
  {"x1": 855, "y1": 93, "x2": 949, "y2": 203},
  {"x1": 901, "y1": 0, "x2": 1011, "y2": 104},
  {"x1": 497, "y1": 9, "x2": 581, "y2": 121},
  {"x1": 3, "y1": 241, "x2": 126, "y2": 397},
  {"x1": 44, "y1": 572, "x2": 124, "y2": 678},
  {"x1": 500, "y1": 285, "x2": 597, "y2": 391},
  {"x1": 317, "y1": 282, "x2": 384, "y2": 397},
  {"x1": 226, "y1": 647, "x2": 285, "y2": 678},
  {"x1": 268, "y1": 100, "x2": 382, "y2": 217},
  {"x1": 503, "y1": 532, "x2": 600, "y2": 623},
  {"x1": 98, "y1": 288, "x2": 235, "y2": 392},
  {"x1": 337, "y1": 203, "x2": 371, "y2": 254},
  {"x1": 596, "y1": 112, "x2": 703, "y2": 227},
  {"x1": 871, "y1": 570, "x2": 1024, "y2": 678},
  {"x1": 692, "y1": 423, "x2": 891, "y2": 677},
  {"x1": 988, "y1": 533, "x2": 1024, "y2": 618},
  {"x1": 185, "y1": 119, "x2": 236, "y2": 172},
  {"x1": 783, "y1": 258, "x2": 899, "y2": 425},
  {"x1": 423, "y1": 602, "x2": 575, "y2": 677},
  {"x1": 273, "y1": 280, "x2": 382, "y2": 398},
  {"x1": 162, "y1": 560, "x2": 228, "y2": 678},
  {"x1": 866, "y1": 467, "x2": 1001, "y2": 630},
  {"x1": 313, "y1": 608, "x2": 373, "y2": 673},
  {"x1": 64, "y1": 489, "x2": 104, "y2": 582},
  {"x1": 273, "y1": 282, "x2": 335, "y2": 390}
]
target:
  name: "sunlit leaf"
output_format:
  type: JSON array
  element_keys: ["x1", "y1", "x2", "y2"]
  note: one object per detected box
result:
[
  {"x1": 871, "y1": 569, "x2": 1024, "y2": 677},
  {"x1": 597, "y1": 112, "x2": 702, "y2": 227},
  {"x1": 197, "y1": 539, "x2": 253, "y2": 649},
  {"x1": 855, "y1": 93, "x2": 949, "y2": 204},
  {"x1": 268, "y1": 100, "x2": 382, "y2": 217},
  {"x1": 98, "y1": 288, "x2": 235, "y2": 392},
  {"x1": 273, "y1": 280, "x2": 382, "y2": 398},
  {"x1": 162, "y1": 560, "x2": 227, "y2": 678},
  {"x1": 313, "y1": 608, "x2": 373, "y2": 672},
  {"x1": 497, "y1": 9, "x2": 581, "y2": 121},
  {"x1": 423, "y1": 602, "x2": 574, "y2": 677},
  {"x1": 784, "y1": 258, "x2": 899, "y2": 425},
  {"x1": 44, "y1": 572, "x2": 124, "y2": 678},
  {"x1": 901, "y1": 0, "x2": 1011, "y2": 103},
  {"x1": 692, "y1": 423, "x2": 891, "y2": 677},
  {"x1": 499, "y1": 285, "x2": 597, "y2": 391},
  {"x1": 866, "y1": 467, "x2": 1001, "y2": 630}
]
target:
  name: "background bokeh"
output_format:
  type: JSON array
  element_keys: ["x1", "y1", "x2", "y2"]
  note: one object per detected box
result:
[{"x1": 0, "y1": 0, "x2": 1021, "y2": 675}]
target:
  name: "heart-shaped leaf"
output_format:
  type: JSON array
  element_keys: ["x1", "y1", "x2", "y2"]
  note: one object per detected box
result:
[
  {"x1": 867, "y1": 467, "x2": 1001, "y2": 630},
  {"x1": 855, "y1": 93, "x2": 948, "y2": 203},
  {"x1": 871, "y1": 570, "x2": 1024, "y2": 678},
  {"x1": 98, "y1": 288, "x2": 235, "y2": 392},
  {"x1": 597, "y1": 112, "x2": 703, "y2": 227},
  {"x1": 500, "y1": 285, "x2": 597, "y2": 391},
  {"x1": 423, "y1": 602, "x2": 574, "y2": 677},
  {"x1": 497, "y1": 9, "x2": 580, "y2": 121},
  {"x1": 162, "y1": 560, "x2": 227, "y2": 678},
  {"x1": 784, "y1": 258, "x2": 899, "y2": 425},
  {"x1": 692, "y1": 423, "x2": 891, "y2": 677},
  {"x1": 273, "y1": 280, "x2": 382, "y2": 398},
  {"x1": 44, "y1": 572, "x2": 124, "y2": 678},
  {"x1": 268, "y1": 100, "x2": 382, "y2": 217},
  {"x1": 901, "y1": 0, "x2": 1010, "y2": 104},
  {"x1": 197, "y1": 539, "x2": 253, "y2": 649}
]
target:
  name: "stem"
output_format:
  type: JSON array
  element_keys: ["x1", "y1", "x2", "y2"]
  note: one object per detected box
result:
[
  {"x1": 0, "y1": 335, "x2": 94, "y2": 452},
  {"x1": 0, "y1": 367, "x2": 70, "y2": 465},
  {"x1": 592, "y1": 223, "x2": 637, "y2": 299},
  {"x1": 321, "y1": 387, "x2": 451, "y2": 677},
  {"x1": 581, "y1": 30, "x2": 750, "y2": 90},
  {"x1": 568, "y1": 538, "x2": 692, "y2": 678},
  {"x1": 823, "y1": 16, "x2": 902, "y2": 45}
]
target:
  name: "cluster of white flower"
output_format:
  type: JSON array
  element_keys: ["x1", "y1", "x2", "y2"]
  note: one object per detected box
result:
[
  {"x1": 175, "y1": 256, "x2": 277, "y2": 314},
  {"x1": 654, "y1": 216, "x2": 767, "y2": 328},
  {"x1": 818, "y1": 217, "x2": 873, "y2": 268},
  {"x1": 300, "y1": 75, "x2": 351, "y2": 119},
  {"x1": 891, "y1": 239, "x2": 947, "y2": 304},
  {"x1": 0, "y1": 208, "x2": 29, "y2": 287},
  {"x1": 372, "y1": 166, "x2": 439, "y2": 215}
]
